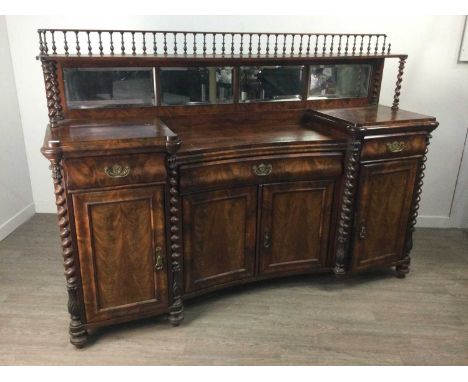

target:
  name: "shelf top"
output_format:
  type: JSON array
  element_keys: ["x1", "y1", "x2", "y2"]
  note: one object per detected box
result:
[
  {"x1": 42, "y1": 106, "x2": 438, "y2": 156},
  {"x1": 42, "y1": 110, "x2": 346, "y2": 156},
  {"x1": 164, "y1": 110, "x2": 344, "y2": 156},
  {"x1": 43, "y1": 117, "x2": 177, "y2": 154},
  {"x1": 312, "y1": 105, "x2": 437, "y2": 129}
]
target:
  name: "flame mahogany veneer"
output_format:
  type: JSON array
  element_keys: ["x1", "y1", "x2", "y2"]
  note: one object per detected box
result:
[{"x1": 38, "y1": 29, "x2": 438, "y2": 348}]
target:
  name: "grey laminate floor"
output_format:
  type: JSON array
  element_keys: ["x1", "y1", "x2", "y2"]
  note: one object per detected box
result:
[{"x1": 0, "y1": 214, "x2": 467, "y2": 365}]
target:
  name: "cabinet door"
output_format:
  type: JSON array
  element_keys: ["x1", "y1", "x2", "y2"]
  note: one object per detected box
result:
[
  {"x1": 182, "y1": 187, "x2": 257, "y2": 293},
  {"x1": 259, "y1": 180, "x2": 334, "y2": 274},
  {"x1": 73, "y1": 186, "x2": 168, "y2": 323},
  {"x1": 352, "y1": 160, "x2": 419, "y2": 270}
]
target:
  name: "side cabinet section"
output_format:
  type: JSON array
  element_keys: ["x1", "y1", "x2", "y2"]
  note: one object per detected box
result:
[
  {"x1": 73, "y1": 186, "x2": 168, "y2": 323},
  {"x1": 182, "y1": 187, "x2": 257, "y2": 293},
  {"x1": 351, "y1": 159, "x2": 419, "y2": 271},
  {"x1": 258, "y1": 180, "x2": 335, "y2": 274}
]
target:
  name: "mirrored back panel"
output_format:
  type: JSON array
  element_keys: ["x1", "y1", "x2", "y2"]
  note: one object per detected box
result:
[
  {"x1": 308, "y1": 64, "x2": 372, "y2": 99},
  {"x1": 240, "y1": 66, "x2": 304, "y2": 102},
  {"x1": 160, "y1": 67, "x2": 233, "y2": 105},
  {"x1": 63, "y1": 67, "x2": 155, "y2": 109},
  {"x1": 60, "y1": 62, "x2": 378, "y2": 112}
]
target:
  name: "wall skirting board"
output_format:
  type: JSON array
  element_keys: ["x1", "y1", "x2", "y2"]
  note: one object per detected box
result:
[
  {"x1": 0, "y1": 203, "x2": 35, "y2": 241},
  {"x1": 33, "y1": 201, "x2": 56, "y2": 214},
  {"x1": 417, "y1": 216, "x2": 452, "y2": 228}
]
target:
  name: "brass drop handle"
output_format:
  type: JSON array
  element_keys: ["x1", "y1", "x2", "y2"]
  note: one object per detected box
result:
[
  {"x1": 154, "y1": 246, "x2": 164, "y2": 271},
  {"x1": 104, "y1": 164, "x2": 130, "y2": 178},
  {"x1": 386, "y1": 141, "x2": 407, "y2": 153},
  {"x1": 263, "y1": 228, "x2": 272, "y2": 248},
  {"x1": 252, "y1": 163, "x2": 272, "y2": 176},
  {"x1": 359, "y1": 223, "x2": 367, "y2": 240}
]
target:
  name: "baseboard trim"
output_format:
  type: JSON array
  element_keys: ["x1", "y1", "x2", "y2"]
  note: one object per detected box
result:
[
  {"x1": 34, "y1": 200, "x2": 56, "y2": 213},
  {"x1": 416, "y1": 215, "x2": 451, "y2": 228},
  {"x1": 0, "y1": 203, "x2": 35, "y2": 241}
]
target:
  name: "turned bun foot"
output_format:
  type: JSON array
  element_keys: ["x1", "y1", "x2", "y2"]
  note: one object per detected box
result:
[
  {"x1": 333, "y1": 265, "x2": 346, "y2": 278},
  {"x1": 395, "y1": 264, "x2": 410, "y2": 278},
  {"x1": 69, "y1": 326, "x2": 88, "y2": 349},
  {"x1": 168, "y1": 301, "x2": 184, "y2": 326}
]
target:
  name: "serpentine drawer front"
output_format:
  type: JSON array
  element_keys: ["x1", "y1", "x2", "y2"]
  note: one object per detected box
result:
[
  {"x1": 361, "y1": 134, "x2": 427, "y2": 161},
  {"x1": 179, "y1": 153, "x2": 343, "y2": 193},
  {"x1": 65, "y1": 153, "x2": 166, "y2": 190}
]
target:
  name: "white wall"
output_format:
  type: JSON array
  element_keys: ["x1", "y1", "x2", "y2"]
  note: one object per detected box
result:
[
  {"x1": 4, "y1": 15, "x2": 468, "y2": 227},
  {"x1": 0, "y1": 16, "x2": 34, "y2": 241}
]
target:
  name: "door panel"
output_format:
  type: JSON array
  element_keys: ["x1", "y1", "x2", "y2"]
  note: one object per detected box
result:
[
  {"x1": 182, "y1": 187, "x2": 257, "y2": 293},
  {"x1": 73, "y1": 186, "x2": 168, "y2": 323},
  {"x1": 259, "y1": 180, "x2": 334, "y2": 274},
  {"x1": 352, "y1": 160, "x2": 419, "y2": 270}
]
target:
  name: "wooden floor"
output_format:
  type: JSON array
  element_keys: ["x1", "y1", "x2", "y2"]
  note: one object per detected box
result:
[{"x1": 0, "y1": 214, "x2": 467, "y2": 365}]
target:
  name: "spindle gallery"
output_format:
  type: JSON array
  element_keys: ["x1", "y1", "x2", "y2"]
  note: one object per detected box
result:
[{"x1": 38, "y1": 28, "x2": 438, "y2": 347}]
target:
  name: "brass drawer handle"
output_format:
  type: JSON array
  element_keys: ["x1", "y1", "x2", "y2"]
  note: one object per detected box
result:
[
  {"x1": 386, "y1": 141, "x2": 407, "y2": 153},
  {"x1": 104, "y1": 164, "x2": 130, "y2": 178},
  {"x1": 154, "y1": 246, "x2": 164, "y2": 271},
  {"x1": 252, "y1": 163, "x2": 272, "y2": 176}
]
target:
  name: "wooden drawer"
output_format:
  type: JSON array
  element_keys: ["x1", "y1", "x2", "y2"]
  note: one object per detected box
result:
[
  {"x1": 65, "y1": 154, "x2": 166, "y2": 190},
  {"x1": 361, "y1": 134, "x2": 426, "y2": 161},
  {"x1": 179, "y1": 153, "x2": 343, "y2": 193}
]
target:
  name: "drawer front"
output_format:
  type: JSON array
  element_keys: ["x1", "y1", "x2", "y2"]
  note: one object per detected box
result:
[
  {"x1": 361, "y1": 134, "x2": 426, "y2": 161},
  {"x1": 179, "y1": 153, "x2": 343, "y2": 193},
  {"x1": 65, "y1": 154, "x2": 166, "y2": 190}
]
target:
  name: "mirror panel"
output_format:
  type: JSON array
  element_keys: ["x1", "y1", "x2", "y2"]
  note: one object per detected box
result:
[
  {"x1": 63, "y1": 67, "x2": 155, "y2": 109},
  {"x1": 240, "y1": 66, "x2": 303, "y2": 102},
  {"x1": 308, "y1": 64, "x2": 372, "y2": 99},
  {"x1": 160, "y1": 67, "x2": 233, "y2": 105}
]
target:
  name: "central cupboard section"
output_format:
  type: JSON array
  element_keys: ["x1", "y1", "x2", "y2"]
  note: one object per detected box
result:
[{"x1": 179, "y1": 152, "x2": 343, "y2": 295}]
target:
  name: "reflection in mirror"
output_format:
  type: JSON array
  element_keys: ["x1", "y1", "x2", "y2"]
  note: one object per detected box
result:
[
  {"x1": 240, "y1": 66, "x2": 303, "y2": 102},
  {"x1": 308, "y1": 64, "x2": 372, "y2": 99},
  {"x1": 63, "y1": 68, "x2": 155, "y2": 109},
  {"x1": 160, "y1": 67, "x2": 233, "y2": 105}
]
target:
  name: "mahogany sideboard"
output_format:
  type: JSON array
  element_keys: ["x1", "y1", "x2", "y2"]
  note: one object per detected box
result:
[{"x1": 37, "y1": 29, "x2": 438, "y2": 347}]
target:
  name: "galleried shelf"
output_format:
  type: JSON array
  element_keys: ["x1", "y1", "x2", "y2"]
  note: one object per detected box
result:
[{"x1": 38, "y1": 28, "x2": 438, "y2": 348}]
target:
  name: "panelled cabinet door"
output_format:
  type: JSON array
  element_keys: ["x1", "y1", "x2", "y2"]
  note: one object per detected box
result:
[
  {"x1": 73, "y1": 186, "x2": 168, "y2": 323},
  {"x1": 352, "y1": 159, "x2": 419, "y2": 271},
  {"x1": 182, "y1": 187, "x2": 257, "y2": 293},
  {"x1": 259, "y1": 180, "x2": 335, "y2": 274}
]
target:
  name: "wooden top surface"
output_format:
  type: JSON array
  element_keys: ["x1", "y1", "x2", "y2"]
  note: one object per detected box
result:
[
  {"x1": 162, "y1": 111, "x2": 343, "y2": 155},
  {"x1": 313, "y1": 105, "x2": 436, "y2": 128},
  {"x1": 44, "y1": 118, "x2": 177, "y2": 153},
  {"x1": 42, "y1": 106, "x2": 437, "y2": 156}
]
